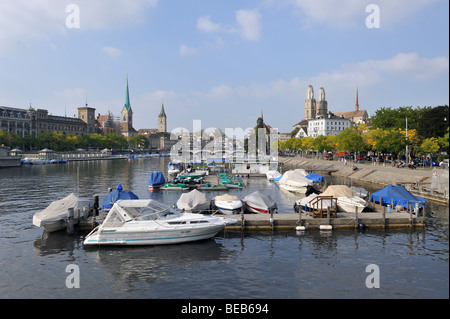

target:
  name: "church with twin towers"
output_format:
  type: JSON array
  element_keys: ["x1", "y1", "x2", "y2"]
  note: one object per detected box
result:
[
  {"x1": 293, "y1": 83, "x2": 369, "y2": 138},
  {"x1": 304, "y1": 84, "x2": 328, "y2": 120}
]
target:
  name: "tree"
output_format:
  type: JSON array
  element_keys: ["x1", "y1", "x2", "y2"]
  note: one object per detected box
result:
[
  {"x1": 437, "y1": 128, "x2": 449, "y2": 154},
  {"x1": 371, "y1": 106, "x2": 428, "y2": 130},
  {"x1": 420, "y1": 137, "x2": 440, "y2": 155},
  {"x1": 312, "y1": 135, "x2": 327, "y2": 153},
  {"x1": 130, "y1": 135, "x2": 149, "y2": 149},
  {"x1": 336, "y1": 127, "x2": 364, "y2": 153},
  {"x1": 417, "y1": 105, "x2": 449, "y2": 139},
  {"x1": 0, "y1": 130, "x2": 21, "y2": 148}
]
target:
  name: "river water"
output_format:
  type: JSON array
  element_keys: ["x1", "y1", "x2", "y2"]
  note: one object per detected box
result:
[{"x1": 0, "y1": 157, "x2": 448, "y2": 300}]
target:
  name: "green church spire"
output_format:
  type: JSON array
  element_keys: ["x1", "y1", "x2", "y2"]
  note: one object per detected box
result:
[{"x1": 124, "y1": 75, "x2": 131, "y2": 111}]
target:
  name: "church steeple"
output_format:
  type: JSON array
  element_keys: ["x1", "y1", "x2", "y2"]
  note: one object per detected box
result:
[
  {"x1": 159, "y1": 103, "x2": 166, "y2": 118},
  {"x1": 124, "y1": 75, "x2": 131, "y2": 111},
  {"x1": 355, "y1": 85, "x2": 359, "y2": 111},
  {"x1": 121, "y1": 74, "x2": 133, "y2": 132},
  {"x1": 158, "y1": 103, "x2": 167, "y2": 133}
]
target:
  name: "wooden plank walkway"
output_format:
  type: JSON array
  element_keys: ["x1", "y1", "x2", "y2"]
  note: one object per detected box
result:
[{"x1": 221, "y1": 211, "x2": 424, "y2": 231}]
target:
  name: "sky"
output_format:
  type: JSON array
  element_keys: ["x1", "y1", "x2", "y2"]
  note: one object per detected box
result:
[{"x1": 0, "y1": 0, "x2": 448, "y2": 134}]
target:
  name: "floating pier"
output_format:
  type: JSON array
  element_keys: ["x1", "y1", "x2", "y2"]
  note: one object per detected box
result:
[{"x1": 222, "y1": 210, "x2": 425, "y2": 231}]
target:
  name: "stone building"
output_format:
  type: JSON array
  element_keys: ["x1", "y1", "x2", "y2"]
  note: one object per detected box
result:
[
  {"x1": 0, "y1": 104, "x2": 93, "y2": 138},
  {"x1": 138, "y1": 104, "x2": 177, "y2": 152}
]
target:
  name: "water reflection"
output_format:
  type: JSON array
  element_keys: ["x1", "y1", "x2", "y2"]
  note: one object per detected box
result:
[{"x1": 84, "y1": 239, "x2": 227, "y2": 288}]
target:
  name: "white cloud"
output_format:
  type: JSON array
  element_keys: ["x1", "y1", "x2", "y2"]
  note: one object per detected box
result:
[
  {"x1": 196, "y1": 8, "x2": 262, "y2": 41},
  {"x1": 0, "y1": 0, "x2": 159, "y2": 54},
  {"x1": 235, "y1": 9, "x2": 262, "y2": 41},
  {"x1": 279, "y1": 0, "x2": 439, "y2": 29},
  {"x1": 179, "y1": 44, "x2": 199, "y2": 56},
  {"x1": 187, "y1": 52, "x2": 449, "y2": 105},
  {"x1": 196, "y1": 15, "x2": 222, "y2": 33},
  {"x1": 102, "y1": 46, "x2": 123, "y2": 59}
]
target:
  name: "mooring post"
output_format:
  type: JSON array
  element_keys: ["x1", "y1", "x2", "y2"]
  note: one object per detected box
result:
[
  {"x1": 409, "y1": 207, "x2": 413, "y2": 227},
  {"x1": 422, "y1": 205, "x2": 426, "y2": 225},
  {"x1": 82, "y1": 207, "x2": 88, "y2": 224},
  {"x1": 382, "y1": 205, "x2": 386, "y2": 229},
  {"x1": 355, "y1": 206, "x2": 359, "y2": 229},
  {"x1": 93, "y1": 195, "x2": 99, "y2": 217},
  {"x1": 67, "y1": 207, "x2": 74, "y2": 234},
  {"x1": 327, "y1": 207, "x2": 330, "y2": 225},
  {"x1": 270, "y1": 208, "x2": 274, "y2": 229},
  {"x1": 240, "y1": 206, "x2": 245, "y2": 231}
]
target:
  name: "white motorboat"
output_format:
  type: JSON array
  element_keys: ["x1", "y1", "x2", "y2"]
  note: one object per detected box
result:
[
  {"x1": 213, "y1": 194, "x2": 242, "y2": 214},
  {"x1": 176, "y1": 189, "x2": 211, "y2": 213},
  {"x1": 320, "y1": 185, "x2": 368, "y2": 213},
  {"x1": 266, "y1": 170, "x2": 281, "y2": 181},
  {"x1": 242, "y1": 191, "x2": 277, "y2": 214},
  {"x1": 277, "y1": 170, "x2": 313, "y2": 193},
  {"x1": 351, "y1": 186, "x2": 369, "y2": 198},
  {"x1": 33, "y1": 193, "x2": 94, "y2": 232},
  {"x1": 83, "y1": 199, "x2": 236, "y2": 246},
  {"x1": 168, "y1": 162, "x2": 183, "y2": 175},
  {"x1": 295, "y1": 193, "x2": 337, "y2": 212},
  {"x1": 337, "y1": 196, "x2": 368, "y2": 213}
]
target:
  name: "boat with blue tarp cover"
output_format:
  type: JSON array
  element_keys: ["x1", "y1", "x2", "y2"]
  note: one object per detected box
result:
[
  {"x1": 369, "y1": 184, "x2": 426, "y2": 209},
  {"x1": 147, "y1": 171, "x2": 166, "y2": 189},
  {"x1": 102, "y1": 184, "x2": 139, "y2": 209}
]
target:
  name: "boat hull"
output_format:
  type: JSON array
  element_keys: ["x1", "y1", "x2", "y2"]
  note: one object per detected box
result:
[
  {"x1": 84, "y1": 224, "x2": 225, "y2": 246},
  {"x1": 337, "y1": 197, "x2": 368, "y2": 213},
  {"x1": 214, "y1": 200, "x2": 243, "y2": 214},
  {"x1": 278, "y1": 183, "x2": 308, "y2": 194}
]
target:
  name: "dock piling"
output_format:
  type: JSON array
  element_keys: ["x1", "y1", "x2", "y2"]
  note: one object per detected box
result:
[{"x1": 67, "y1": 207, "x2": 75, "y2": 234}]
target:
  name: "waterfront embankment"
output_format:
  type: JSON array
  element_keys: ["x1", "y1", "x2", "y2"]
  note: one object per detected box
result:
[{"x1": 278, "y1": 156, "x2": 449, "y2": 204}]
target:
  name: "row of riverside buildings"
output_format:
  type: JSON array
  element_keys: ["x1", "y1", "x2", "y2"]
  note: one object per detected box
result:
[
  {"x1": 2, "y1": 77, "x2": 368, "y2": 151},
  {"x1": 0, "y1": 76, "x2": 176, "y2": 152}
]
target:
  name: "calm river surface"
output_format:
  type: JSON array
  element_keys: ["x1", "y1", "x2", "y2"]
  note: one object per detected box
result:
[{"x1": 0, "y1": 157, "x2": 448, "y2": 299}]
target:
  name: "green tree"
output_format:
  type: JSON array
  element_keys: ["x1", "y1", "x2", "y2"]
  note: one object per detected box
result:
[
  {"x1": 417, "y1": 105, "x2": 449, "y2": 139},
  {"x1": 371, "y1": 106, "x2": 428, "y2": 131},
  {"x1": 336, "y1": 127, "x2": 364, "y2": 153},
  {"x1": 420, "y1": 137, "x2": 440, "y2": 155}
]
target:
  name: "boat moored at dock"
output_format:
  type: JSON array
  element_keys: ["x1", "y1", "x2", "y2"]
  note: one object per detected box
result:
[{"x1": 83, "y1": 199, "x2": 236, "y2": 246}]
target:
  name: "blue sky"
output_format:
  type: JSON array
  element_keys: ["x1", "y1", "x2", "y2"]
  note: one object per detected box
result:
[{"x1": 0, "y1": 0, "x2": 448, "y2": 134}]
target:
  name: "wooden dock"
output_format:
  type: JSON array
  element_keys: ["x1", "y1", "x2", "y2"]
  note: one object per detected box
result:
[{"x1": 221, "y1": 210, "x2": 425, "y2": 231}]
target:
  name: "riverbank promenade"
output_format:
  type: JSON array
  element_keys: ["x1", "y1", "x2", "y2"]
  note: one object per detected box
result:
[{"x1": 278, "y1": 156, "x2": 449, "y2": 204}]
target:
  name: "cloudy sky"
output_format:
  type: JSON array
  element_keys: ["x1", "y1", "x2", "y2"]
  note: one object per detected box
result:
[{"x1": 0, "y1": 0, "x2": 448, "y2": 133}]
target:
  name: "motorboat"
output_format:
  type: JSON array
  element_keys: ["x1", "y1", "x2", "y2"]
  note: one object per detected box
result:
[
  {"x1": 294, "y1": 193, "x2": 337, "y2": 214},
  {"x1": 277, "y1": 170, "x2": 313, "y2": 193},
  {"x1": 336, "y1": 196, "x2": 368, "y2": 213},
  {"x1": 198, "y1": 184, "x2": 229, "y2": 191},
  {"x1": 266, "y1": 170, "x2": 281, "y2": 181},
  {"x1": 321, "y1": 185, "x2": 368, "y2": 213},
  {"x1": 167, "y1": 162, "x2": 183, "y2": 175},
  {"x1": 147, "y1": 171, "x2": 166, "y2": 189},
  {"x1": 83, "y1": 199, "x2": 237, "y2": 246},
  {"x1": 369, "y1": 184, "x2": 426, "y2": 210},
  {"x1": 305, "y1": 173, "x2": 324, "y2": 183},
  {"x1": 176, "y1": 189, "x2": 211, "y2": 213},
  {"x1": 22, "y1": 157, "x2": 47, "y2": 165},
  {"x1": 219, "y1": 173, "x2": 243, "y2": 188},
  {"x1": 242, "y1": 191, "x2": 277, "y2": 214},
  {"x1": 102, "y1": 184, "x2": 139, "y2": 209},
  {"x1": 213, "y1": 194, "x2": 243, "y2": 214},
  {"x1": 161, "y1": 183, "x2": 189, "y2": 191},
  {"x1": 33, "y1": 193, "x2": 94, "y2": 232},
  {"x1": 351, "y1": 186, "x2": 369, "y2": 198}
]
